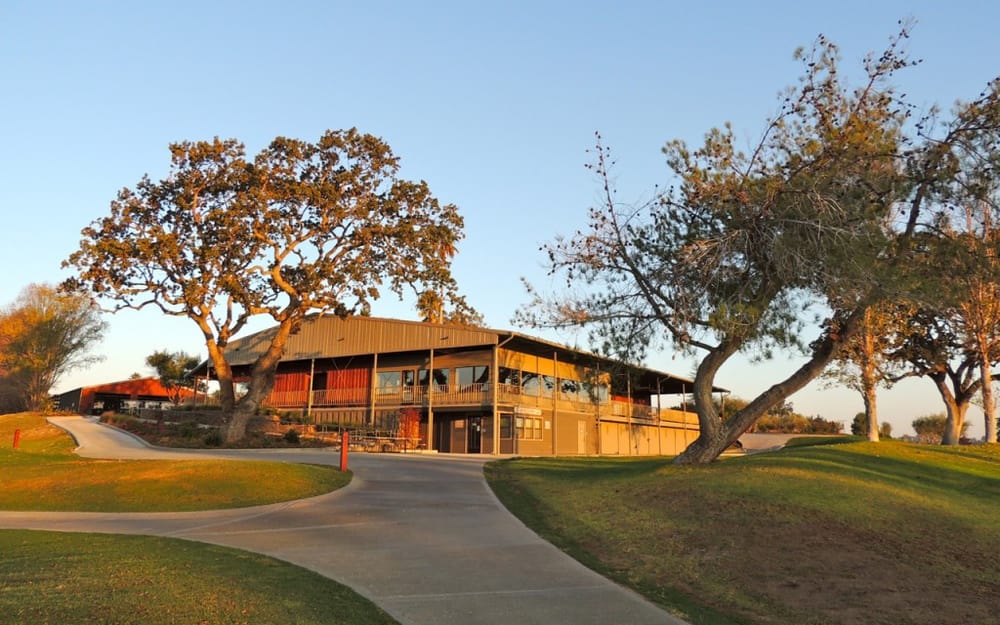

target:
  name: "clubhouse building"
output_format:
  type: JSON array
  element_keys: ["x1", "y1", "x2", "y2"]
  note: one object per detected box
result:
[{"x1": 215, "y1": 316, "x2": 713, "y2": 456}]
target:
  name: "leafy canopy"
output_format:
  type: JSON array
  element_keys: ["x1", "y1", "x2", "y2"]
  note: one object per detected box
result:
[
  {"x1": 65, "y1": 129, "x2": 471, "y2": 346},
  {"x1": 145, "y1": 350, "x2": 201, "y2": 405},
  {"x1": 0, "y1": 284, "x2": 106, "y2": 412}
]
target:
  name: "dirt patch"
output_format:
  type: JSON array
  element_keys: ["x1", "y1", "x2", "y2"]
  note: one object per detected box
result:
[{"x1": 600, "y1": 482, "x2": 998, "y2": 625}]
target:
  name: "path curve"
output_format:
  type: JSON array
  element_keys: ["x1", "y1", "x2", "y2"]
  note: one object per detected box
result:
[{"x1": 1, "y1": 417, "x2": 685, "y2": 625}]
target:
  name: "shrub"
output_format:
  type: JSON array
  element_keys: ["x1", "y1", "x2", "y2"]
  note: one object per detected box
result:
[
  {"x1": 202, "y1": 429, "x2": 222, "y2": 446},
  {"x1": 283, "y1": 429, "x2": 301, "y2": 444},
  {"x1": 177, "y1": 420, "x2": 202, "y2": 439}
]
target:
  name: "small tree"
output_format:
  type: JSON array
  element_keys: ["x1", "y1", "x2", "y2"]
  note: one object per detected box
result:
[
  {"x1": 145, "y1": 350, "x2": 201, "y2": 405},
  {"x1": 889, "y1": 307, "x2": 983, "y2": 445},
  {"x1": 851, "y1": 412, "x2": 866, "y2": 436},
  {"x1": 65, "y1": 129, "x2": 473, "y2": 442},
  {"x1": 0, "y1": 284, "x2": 106, "y2": 412},
  {"x1": 824, "y1": 303, "x2": 912, "y2": 442},
  {"x1": 912, "y1": 413, "x2": 970, "y2": 444}
]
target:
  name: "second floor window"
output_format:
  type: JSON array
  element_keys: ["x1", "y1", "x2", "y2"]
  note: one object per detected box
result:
[
  {"x1": 457, "y1": 366, "x2": 489, "y2": 388},
  {"x1": 377, "y1": 371, "x2": 402, "y2": 391}
]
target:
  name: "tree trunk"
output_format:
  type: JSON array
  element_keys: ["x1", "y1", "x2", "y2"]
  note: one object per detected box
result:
[
  {"x1": 673, "y1": 340, "x2": 736, "y2": 464},
  {"x1": 228, "y1": 396, "x2": 258, "y2": 442},
  {"x1": 203, "y1": 339, "x2": 238, "y2": 438},
  {"x1": 25, "y1": 370, "x2": 55, "y2": 413},
  {"x1": 863, "y1": 382, "x2": 880, "y2": 442},
  {"x1": 860, "y1": 316, "x2": 880, "y2": 442},
  {"x1": 931, "y1": 373, "x2": 966, "y2": 446},
  {"x1": 941, "y1": 401, "x2": 968, "y2": 446},
  {"x1": 674, "y1": 306, "x2": 867, "y2": 464},
  {"x1": 980, "y1": 358, "x2": 997, "y2": 444},
  {"x1": 221, "y1": 316, "x2": 296, "y2": 443}
]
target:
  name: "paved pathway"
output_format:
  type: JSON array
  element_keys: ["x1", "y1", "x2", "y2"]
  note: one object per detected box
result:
[{"x1": 1, "y1": 417, "x2": 685, "y2": 625}]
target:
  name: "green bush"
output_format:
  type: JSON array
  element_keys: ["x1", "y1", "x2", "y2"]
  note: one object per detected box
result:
[
  {"x1": 202, "y1": 429, "x2": 222, "y2": 446},
  {"x1": 177, "y1": 420, "x2": 202, "y2": 439},
  {"x1": 283, "y1": 429, "x2": 301, "y2": 444}
]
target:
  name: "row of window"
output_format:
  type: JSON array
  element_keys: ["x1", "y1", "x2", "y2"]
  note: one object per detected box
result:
[
  {"x1": 376, "y1": 366, "x2": 490, "y2": 391},
  {"x1": 498, "y1": 367, "x2": 609, "y2": 403},
  {"x1": 499, "y1": 414, "x2": 543, "y2": 440},
  {"x1": 372, "y1": 365, "x2": 609, "y2": 403}
]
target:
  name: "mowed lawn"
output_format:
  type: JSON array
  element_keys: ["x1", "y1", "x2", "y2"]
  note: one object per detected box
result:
[
  {"x1": 486, "y1": 440, "x2": 1000, "y2": 625},
  {"x1": 0, "y1": 530, "x2": 398, "y2": 625},
  {"x1": 0, "y1": 413, "x2": 398, "y2": 625},
  {"x1": 0, "y1": 413, "x2": 348, "y2": 511}
]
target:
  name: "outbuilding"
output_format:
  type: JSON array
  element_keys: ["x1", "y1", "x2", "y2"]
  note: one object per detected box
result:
[{"x1": 54, "y1": 377, "x2": 183, "y2": 415}]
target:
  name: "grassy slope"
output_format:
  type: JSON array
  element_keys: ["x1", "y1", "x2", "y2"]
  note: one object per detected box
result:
[
  {"x1": 486, "y1": 441, "x2": 1000, "y2": 625},
  {"x1": 0, "y1": 530, "x2": 397, "y2": 625},
  {"x1": 0, "y1": 413, "x2": 348, "y2": 511}
]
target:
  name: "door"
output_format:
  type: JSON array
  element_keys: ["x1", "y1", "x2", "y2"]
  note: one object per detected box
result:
[{"x1": 467, "y1": 417, "x2": 482, "y2": 453}]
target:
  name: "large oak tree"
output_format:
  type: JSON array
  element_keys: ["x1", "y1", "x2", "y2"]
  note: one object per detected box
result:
[{"x1": 65, "y1": 129, "x2": 472, "y2": 442}]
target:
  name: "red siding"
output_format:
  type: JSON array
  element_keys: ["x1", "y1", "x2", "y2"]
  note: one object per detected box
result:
[
  {"x1": 273, "y1": 372, "x2": 310, "y2": 392},
  {"x1": 324, "y1": 368, "x2": 369, "y2": 403}
]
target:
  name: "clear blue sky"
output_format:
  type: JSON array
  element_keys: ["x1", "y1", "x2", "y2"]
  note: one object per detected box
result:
[{"x1": 2, "y1": 1, "x2": 998, "y2": 437}]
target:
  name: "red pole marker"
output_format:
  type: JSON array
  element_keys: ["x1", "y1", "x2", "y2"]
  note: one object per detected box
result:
[
  {"x1": 12, "y1": 428, "x2": 21, "y2": 450},
  {"x1": 339, "y1": 430, "x2": 349, "y2": 472}
]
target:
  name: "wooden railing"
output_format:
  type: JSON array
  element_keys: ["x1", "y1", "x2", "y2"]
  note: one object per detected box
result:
[
  {"x1": 267, "y1": 384, "x2": 493, "y2": 408},
  {"x1": 266, "y1": 384, "x2": 694, "y2": 424}
]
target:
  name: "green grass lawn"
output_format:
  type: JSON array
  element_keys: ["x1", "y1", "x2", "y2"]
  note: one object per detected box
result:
[
  {"x1": 0, "y1": 413, "x2": 348, "y2": 511},
  {"x1": 485, "y1": 440, "x2": 1000, "y2": 625},
  {"x1": 0, "y1": 530, "x2": 397, "y2": 625},
  {"x1": 0, "y1": 413, "x2": 397, "y2": 625}
]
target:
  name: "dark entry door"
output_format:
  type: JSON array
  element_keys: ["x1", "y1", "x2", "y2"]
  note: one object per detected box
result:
[{"x1": 467, "y1": 417, "x2": 482, "y2": 453}]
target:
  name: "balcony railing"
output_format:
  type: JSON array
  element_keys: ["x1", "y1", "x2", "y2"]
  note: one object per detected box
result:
[
  {"x1": 267, "y1": 384, "x2": 493, "y2": 409},
  {"x1": 266, "y1": 384, "x2": 694, "y2": 424}
]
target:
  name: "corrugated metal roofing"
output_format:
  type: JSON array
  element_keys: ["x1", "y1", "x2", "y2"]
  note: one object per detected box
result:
[{"x1": 223, "y1": 315, "x2": 500, "y2": 365}]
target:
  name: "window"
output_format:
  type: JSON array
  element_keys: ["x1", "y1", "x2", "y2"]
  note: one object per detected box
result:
[
  {"x1": 582, "y1": 381, "x2": 609, "y2": 404},
  {"x1": 559, "y1": 378, "x2": 581, "y2": 401},
  {"x1": 521, "y1": 372, "x2": 540, "y2": 396},
  {"x1": 377, "y1": 371, "x2": 401, "y2": 390},
  {"x1": 456, "y1": 365, "x2": 489, "y2": 388},
  {"x1": 419, "y1": 368, "x2": 450, "y2": 391},
  {"x1": 499, "y1": 367, "x2": 520, "y2": 387},
  {"x1": 515, "y1": 416, "x2": 543, "y2": 440},
  {"x1": 499, "y1": 367, "x2": 520, "y2": 394},
  {"x1": 540, "y1": 375, "x2": 556, "y2": 398}
]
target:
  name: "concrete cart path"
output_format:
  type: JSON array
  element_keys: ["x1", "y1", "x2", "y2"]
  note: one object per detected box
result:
[{"x1": 1, "y1": 417, "x2": 685, "y2": 625}]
